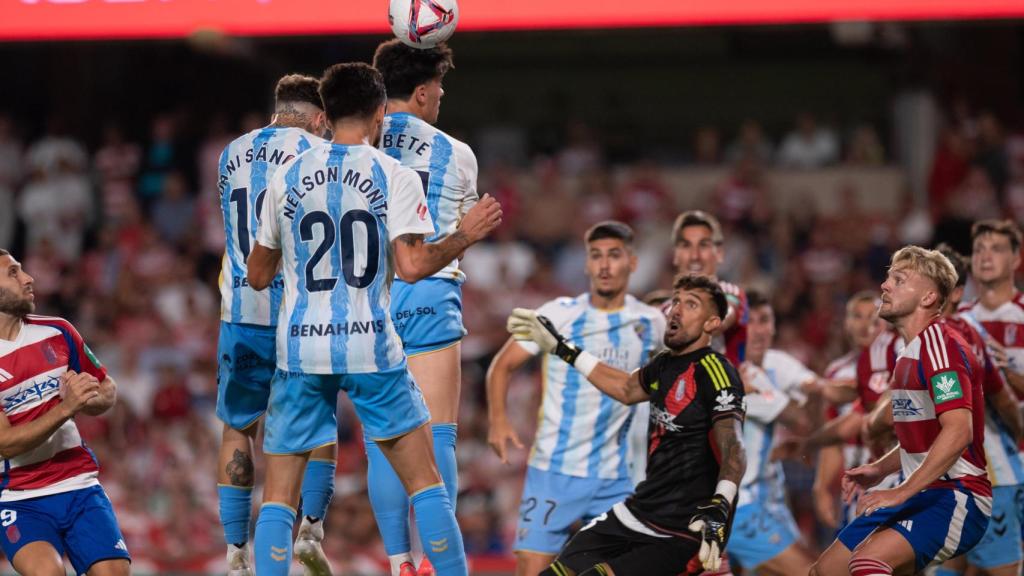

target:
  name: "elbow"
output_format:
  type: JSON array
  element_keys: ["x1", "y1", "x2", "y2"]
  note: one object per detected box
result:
[
  {"x1": 247, "y1": 270, "x2": 269, "y2": 291},
  {"x1": 394, "y1": 262, "x2": 426, "y2": 284}
]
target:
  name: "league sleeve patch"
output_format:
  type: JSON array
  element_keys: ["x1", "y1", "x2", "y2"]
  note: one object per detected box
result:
[
  {"x1": 714, "y1": 390, "x2": 739, "y2": 412},
  {"x1": 930, "y1": 371, "x2": 963, "y2": 404}
]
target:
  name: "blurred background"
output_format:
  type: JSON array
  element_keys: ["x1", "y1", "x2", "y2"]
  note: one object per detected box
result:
[{"x1": 1, "y1": 1, "x2": 1023, "y2": 574}]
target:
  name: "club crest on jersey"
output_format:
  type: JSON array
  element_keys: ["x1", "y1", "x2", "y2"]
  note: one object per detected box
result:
[
  {"x1": 417, "y1": 202, "x2": 428, "y2": 221},
  {"x1": 714, "y1": 390, "x2": 738, "y2": 412},
  {"x1": 931, "y1": 371, "x2": 963, "y2": 404},
  {"x1": 42, "y1": 343, "x2": 57, "y2": 365}
]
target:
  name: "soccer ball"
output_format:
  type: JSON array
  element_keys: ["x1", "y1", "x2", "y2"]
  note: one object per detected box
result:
[{"x1": 388, "y1": 0, "x2": 459, "y2": 49}]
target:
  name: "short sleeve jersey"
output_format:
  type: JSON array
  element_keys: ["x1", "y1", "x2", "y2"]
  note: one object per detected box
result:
[
  {"x1": 626, "y1": 347, "x2": 745, "y2": 535},
  {"x1": 890, "y1": 320, "x2": 991, "y2": 497},
  {"x1": 256, "y1": 142, "x2": 434, "y2": 374},
  {"x1": 380, "y1": 113, "x2": 479, "y2": 283}
]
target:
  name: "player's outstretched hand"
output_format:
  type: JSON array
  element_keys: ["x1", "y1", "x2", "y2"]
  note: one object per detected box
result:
[
  {"x1": 59, "y1": 370, "x2": 100, "y2": 416},
  {"x1": 687, "y1": 494, "x2": 732, "y2": 572},
  {"x1": 458, "y1": 194, "x2": 503, "y2": 243},
  {"x1": 487, "y1": 418, "x2": 524, "y2": 464},
  {"x1": 841, "y1": 463, "x2": 883, "y2": 504},
  {"x1": 507, "y1": 308, "x2": 558, "y2": 353}
]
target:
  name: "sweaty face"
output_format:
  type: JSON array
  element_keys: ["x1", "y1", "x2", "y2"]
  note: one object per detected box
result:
[
  {"x1": 745, "y1": 305, "x2": 774, "y2": 360},
  {"x1": 0, "y1": 256, "x2": 35, "y2": 320},
  {"x1": 846, "y1": 299, "x2": 883, "y2": 349},
  {"x1": 972, "y1": 232, "x2": 1019, "y2": 286},
  {"x1": 664, "y1": 288, "x2": 719, "y2": 350},
  {"x1": 878, "y1": 265, "x2": 935, "y2": 323},
  {"x1": 672, "y1": 225, "x2": 722, "y2": 277},
  {"x1": 585, "y1": 238, "x2": 636, "y2": 300}
]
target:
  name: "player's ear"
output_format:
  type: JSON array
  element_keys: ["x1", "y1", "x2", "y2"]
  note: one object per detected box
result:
[
  {"x1": 704, "y1": 313, "x2": 722, "y2": 334},
  {"x1": 628, "y1": 250, "x2": 638, "y2": 273},
  {"x1": 920, "y1": 288, "x2": 939, "y2": 310},
  {"x1": 415, "y1": 83, "x2": 429, "y2": 107}
]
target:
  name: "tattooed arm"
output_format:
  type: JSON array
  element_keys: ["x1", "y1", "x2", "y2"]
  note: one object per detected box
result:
[
  {"x1": 712, "y1": 416, "x2": 746, "y2": 491},
  {"x1": 391, "y1": 194, "x2": 502, "y2": 283}
]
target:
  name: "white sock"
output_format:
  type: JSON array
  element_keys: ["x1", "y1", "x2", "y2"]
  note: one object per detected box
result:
[{"x1": 388, "y1": 552, "x2": 414, "y2": 575}]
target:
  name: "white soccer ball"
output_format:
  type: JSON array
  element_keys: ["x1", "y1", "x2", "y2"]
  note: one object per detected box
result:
[{"x1": 388, "y1": 0, "x2": 459, "y2": 49}]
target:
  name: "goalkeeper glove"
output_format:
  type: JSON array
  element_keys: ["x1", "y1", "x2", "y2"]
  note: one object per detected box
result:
[
  {"x1": 687, "y1": 494, "x2": 733, "y2": 572},
  {"x1": 506, "y1": 308, "x2": 582, "y2": 365}
]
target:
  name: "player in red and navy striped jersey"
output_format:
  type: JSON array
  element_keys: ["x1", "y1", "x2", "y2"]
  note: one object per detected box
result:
[
  {"x1": 813, "y1": 246, "x2": 991, "y2": 576},
  {"x1": 0, "y1": 249, "x2": 129, "y2": 576}
]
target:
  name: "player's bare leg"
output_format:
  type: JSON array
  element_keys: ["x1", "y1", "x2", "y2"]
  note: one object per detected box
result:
[
  {"x1": 85, "y1": 558, "x2": 131, "y2": 576},
  {"x1": 377, "y1": 424, "x2": 467, "y2": 575},
  {"x1": 848, "y1": 528, "x2": 916, "y2": 576},
  {"x1": 755, "y1": 544, "x2": 815, "y2": 576},
  {"x1": 294, "y1": 443, "x2": 338, "y2": 576},
  {"x1": 11, "y1": 541, "x2": 66, "y2": 576},
  {"x1": 515, "y1": 550, "x2": 556, "y2": 576},
  {"x1": 405, "y1": 343, "x2": 462, "y2": 576},
  {"x1": 976, "y1": 562, "x2": 1023, "y2": 576},
  {"x1": 809, "y1": 539, "x2": 852, "y2": 576},
  {"x1": 218, "y1": 422, "x2": 259, "y2": 576}
]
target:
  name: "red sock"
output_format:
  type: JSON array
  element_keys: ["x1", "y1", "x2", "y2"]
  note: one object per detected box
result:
[{"x1": 849, "y1": 557, "x2": 894, "y2": 576}]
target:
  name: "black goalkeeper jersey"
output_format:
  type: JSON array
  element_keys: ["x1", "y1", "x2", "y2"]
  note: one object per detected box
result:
[{"x1": 625, "y1": 346, "x2": 745, "y2": 535}]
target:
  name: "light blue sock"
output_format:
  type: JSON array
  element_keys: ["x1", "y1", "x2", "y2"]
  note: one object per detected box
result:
[
  {"x1": 301, "y1": 459, "x2": 336, "y2": 521},
  {"x1": 217, "y1": 485, "x2": 252, "y2": 546},
  {"x1": 365, "y1": 437, "x2": 411, "y2": 555},
  {"x1": 432, "y1": 424, "x2": 459, "y2": 512},
  {"x1": 411, "y1": 484, "x2": 466, "y2": 576},
  {"x1": 933, "y1": 568, "x2": 963, "y2": 576},
  {"x1": 254, "y1": 503, "x2": 296, "y2": 576}
]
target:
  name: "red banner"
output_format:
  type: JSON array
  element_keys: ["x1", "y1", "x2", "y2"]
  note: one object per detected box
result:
[{"x1": 2, "y1": 0, "x2": 1023, "y2": 41}]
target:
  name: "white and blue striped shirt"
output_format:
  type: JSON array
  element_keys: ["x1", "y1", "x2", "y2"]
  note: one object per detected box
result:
[
  {"x1": 218, "y1": 126, "x2": 325, "y2": 326},
  {"x1": 739, "y1": 349, "x2": 815, "y2": 506},
  {"x1": 255, "y1": 142, "x2": 434, "y2": 374},
  {"x1": 380, "y1": 113, "x2": 478, "y2": 283},
  {"x1": 518, "y1": 294, "x2": 665, "y2": 480}
]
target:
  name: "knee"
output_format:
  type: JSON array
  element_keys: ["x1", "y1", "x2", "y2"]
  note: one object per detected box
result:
[
  {"x1": 17, "y1": 562, "x2": 66, "y2": 576},
  {"x1": 87, "y1": 558, "x2": 131, "y2": 576}
]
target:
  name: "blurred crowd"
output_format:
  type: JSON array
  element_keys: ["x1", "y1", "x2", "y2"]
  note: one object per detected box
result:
[{"x1": 0, "y1": 99, "x2": 1021, "y2": 574}]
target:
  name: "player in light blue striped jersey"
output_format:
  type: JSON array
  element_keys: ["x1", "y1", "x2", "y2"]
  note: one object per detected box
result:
[
  {"x1": 487, "y1": 221, "x2": 665, "y2": 576},
  {"x1": 246, "y1": 62, "x2": 502, "y2": 576},
  {"x1": 214, "y1": 74, "x2": 336, "y2": 576},
  {"x1": 371, "y1": 40, "x2": 479, "y2": 576}
]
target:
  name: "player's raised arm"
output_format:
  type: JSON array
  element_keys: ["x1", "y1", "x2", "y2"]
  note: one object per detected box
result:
[
  {"x1": 391, "y1": 187, "x2": 502, "y2": 283},
  {"x1": 485, "y1": 338, "x2": 534, "y2": 464},
  {"x1": 507, "y1": 308, "x2": 650, "y2": 405}
]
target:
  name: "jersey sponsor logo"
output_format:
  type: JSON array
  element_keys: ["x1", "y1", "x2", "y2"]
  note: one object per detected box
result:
[
  {"x1": 3, "y1": 375, "x2": 60, "y2": 412},
  {"x1": 289, "y1": 320, "x2": 385, "y2": 337},
  {"x1": 891, "y1": 397, "x2": 922, "y2": 417},
  {"x1": 714, "y1": 390, "x2": 738, "y2": 412},
  {"x1": 931, "y1": 371, "x2": 963, "y2": 404},
  {"x1": 699, "y1": 355, "x2": 731, "y2": 391}
]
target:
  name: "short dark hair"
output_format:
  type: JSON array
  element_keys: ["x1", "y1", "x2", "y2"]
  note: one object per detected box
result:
[
  {"x1": 584, "y1": 220, "x2": 634, "y2": 246},
  {"x1": 972, "y1": 219, "x2": 1023, "y2": 252},
  {"x1": 936, "y1": 243, "x2": 970, "y2": 288},
  {"x1": 373, "y1": 39, "x2": 454, "y2": 100},
  {"x1": 274, "y1": 74, "x2": 323, "y2": 110},
  {"x1": 673, "y1": 274, "x2": 728, "y2": 320},
  {"x1": 672, "y1": 210, "x2": 724, "y2": 245},
  {"x1": 745, "y1": 289, "x2": 770, "y2": 310},
  {"x1": 319, "y1": 63, "x2": 386, "y2": 123}
]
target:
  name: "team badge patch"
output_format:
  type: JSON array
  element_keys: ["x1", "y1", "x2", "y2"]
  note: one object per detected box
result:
[
  {"x1": 6, "y1": 524, "x2": 19, "y2": 544},
  {"x1": 930, "y1": 371, "x2": 963, "y2": 404}
]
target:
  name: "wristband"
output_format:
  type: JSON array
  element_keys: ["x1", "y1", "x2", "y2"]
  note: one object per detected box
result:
[
  {"x1": 715, "y1": 479, "x2": 738, "y2": 504},
  {"x1": 573, "y1": 351, "x2": 600, "y2": 378}
]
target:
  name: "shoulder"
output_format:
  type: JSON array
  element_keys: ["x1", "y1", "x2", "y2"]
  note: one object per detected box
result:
[
  {"x1": 626, "y1": 295, "x2": 665, "y2": 322},
  {"x1": 1012, "y1": 293, "x2": 1024, "y2": 310},
  {"x1": 24, "y1": 314, "x2": 79, "y2": 340},
  {"x1": 537, "y1": 295, "x2": 586, "y2": 324},
  {"x1": 696, "y1": 350, "x2": 740, "y2": 385}
]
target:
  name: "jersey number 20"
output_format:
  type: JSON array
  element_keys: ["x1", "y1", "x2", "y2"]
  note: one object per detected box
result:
[{"x1": 300, "y1": 210, "x2": 380, "y2": 291}]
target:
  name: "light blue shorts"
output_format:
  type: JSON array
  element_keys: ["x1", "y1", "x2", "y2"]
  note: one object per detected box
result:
[
  {"x1": 513, "y1": 466, "x2": 633, "y2": 555},
  {"x1": 729, "y1": 499, "x2": 801, "y2": 569},
  {"x1": 216, "y1": 321, "x2": 276, "y2": 430},
  {"x1": 838, "y1": 486, "x2": 990, "y2": 571},
  {"x1": 263, "y1": 362, "x2": 430, "y2": 454},
  {"x1": 391, "y1": 278, "x2": 465, "y2": 356},
  {"x1": 967, "y1": 484, "x2": 1023, "y2": 568}
]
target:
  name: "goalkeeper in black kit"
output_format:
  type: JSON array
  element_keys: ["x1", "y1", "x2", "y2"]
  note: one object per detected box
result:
[{"x1": 508, "y1": 274, "x2": 747, "y2": 576}]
